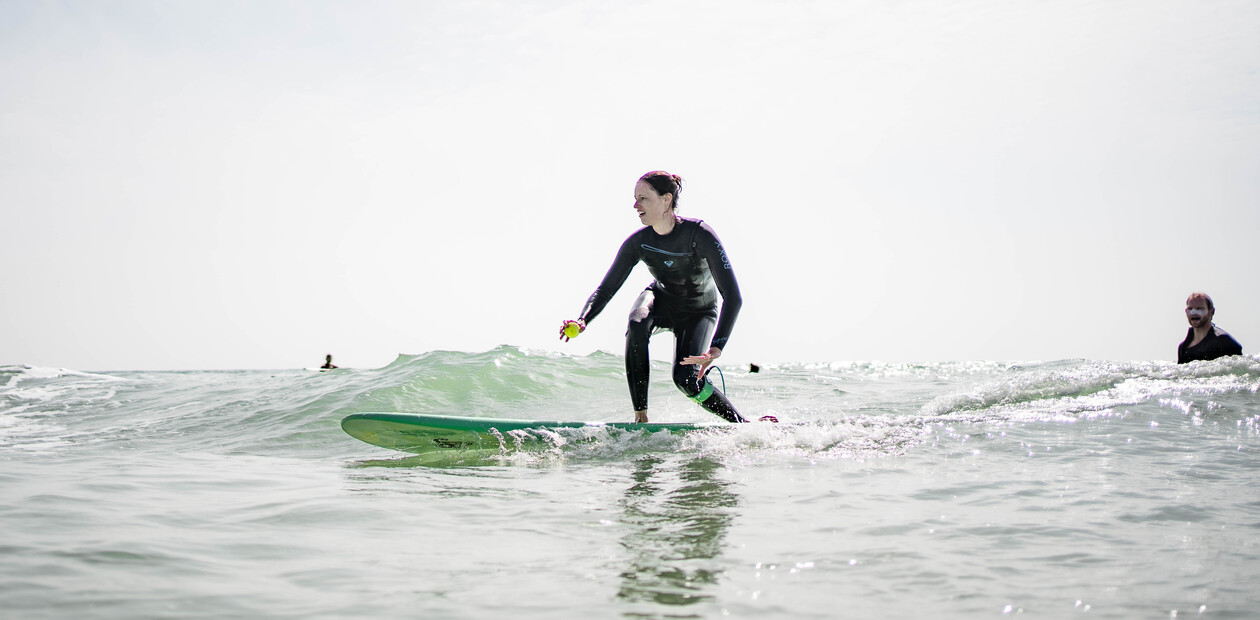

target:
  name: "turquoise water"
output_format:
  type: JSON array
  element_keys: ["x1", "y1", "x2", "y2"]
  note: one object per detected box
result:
[{"x1": 3, "y1": 348, "x2": 1259, "y2": 618}]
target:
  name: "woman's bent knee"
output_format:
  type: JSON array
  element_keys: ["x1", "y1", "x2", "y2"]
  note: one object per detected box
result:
[{"x1": 672, "y1": 365, "x2": 703, "y2": 397}]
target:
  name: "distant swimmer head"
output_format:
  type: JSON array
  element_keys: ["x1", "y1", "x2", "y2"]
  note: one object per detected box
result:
[{"x1": 1185, "y1": 292, "x2": 1215, "y2": 326}]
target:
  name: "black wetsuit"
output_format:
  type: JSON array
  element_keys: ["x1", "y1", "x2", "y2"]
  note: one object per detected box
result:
[
  {"x1": 1178, "y1": 325, "x2": 1243, "y2": 364},
  {"x1": 577, "y1": 217, "x2": 745, "y2": 422}
]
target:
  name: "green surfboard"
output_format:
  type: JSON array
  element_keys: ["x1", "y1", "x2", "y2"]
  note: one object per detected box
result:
[{"x1": 341, "y1": 412, "x2": 727, "y2": 459}]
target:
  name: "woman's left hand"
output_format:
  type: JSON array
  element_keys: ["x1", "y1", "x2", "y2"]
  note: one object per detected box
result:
[{"x1": 681, "y1": 347, "x2": 722, "y2": 376}]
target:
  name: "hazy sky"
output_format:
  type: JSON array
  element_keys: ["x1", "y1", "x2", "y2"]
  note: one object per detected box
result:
[{"x1": 3, "y1": 0, "x2": 1258, "y2": 371}]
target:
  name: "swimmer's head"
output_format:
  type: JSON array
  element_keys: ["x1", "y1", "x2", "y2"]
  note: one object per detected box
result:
[
  {"x1": 638, "y1": 171, "x2": 683, "y2": 211},
  {"x1": 1186, "y1": 292, "x2": 1215, "y2": 327}
]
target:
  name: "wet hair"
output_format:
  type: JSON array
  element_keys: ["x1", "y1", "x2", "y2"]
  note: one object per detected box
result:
[
  {"x1": 1187, "y1": 292, "x2": 1215, "y2": 312},
  {"x1": 638, "y1": 171, "x2": 683, "y2": 211}
]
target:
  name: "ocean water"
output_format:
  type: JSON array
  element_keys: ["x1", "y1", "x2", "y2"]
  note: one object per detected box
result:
[{"x1": 2, "y1": 347, "x2": 1259, "y2": 619}]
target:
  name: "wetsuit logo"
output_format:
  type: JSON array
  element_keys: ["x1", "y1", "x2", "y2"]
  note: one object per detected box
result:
[
  {"x1": 664, "y1": 260, "x2": 674, "y2": 267},
  {"x1": 714, "y1": 242, "x2": 731, "y2": 269}
]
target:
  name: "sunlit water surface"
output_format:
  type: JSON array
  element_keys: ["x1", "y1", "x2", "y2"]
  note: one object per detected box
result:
[{"x1": 3, "y1": 349, "x2": 1259, "y2": 618}]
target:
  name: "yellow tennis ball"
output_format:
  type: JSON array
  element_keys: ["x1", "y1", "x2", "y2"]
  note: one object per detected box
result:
[{"x1": 563, "y1": 322, "x2": 580, "y2": 339}]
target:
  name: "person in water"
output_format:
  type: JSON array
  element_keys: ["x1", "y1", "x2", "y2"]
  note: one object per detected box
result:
[
  {"x1": 1178, "y1": 292, "x2": 1243, "y2": 364},
  {"x1": 560, "y1": 171, "x2": 750, "y2": 423},
  {"x1": 320, "y1": 354, "x2": 338, "y2": 370}
]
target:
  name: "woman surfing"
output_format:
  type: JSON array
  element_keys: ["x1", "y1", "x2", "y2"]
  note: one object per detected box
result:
[{"x1": 560, "y1": 171, "x2": 758, "y2": 424}]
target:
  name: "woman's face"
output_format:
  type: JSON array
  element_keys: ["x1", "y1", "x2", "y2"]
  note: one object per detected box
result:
[{"x1": 633, "y1": 180, "x2": 673, "y2": 228}]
